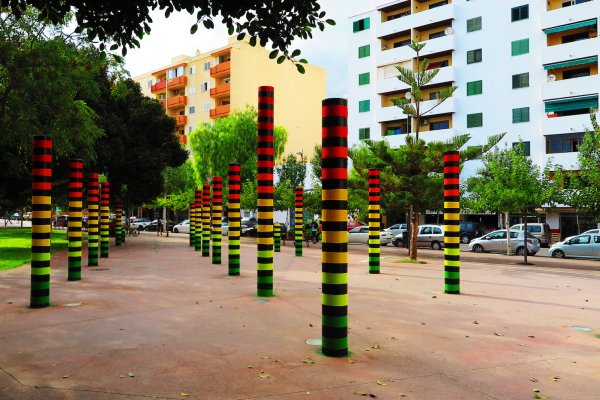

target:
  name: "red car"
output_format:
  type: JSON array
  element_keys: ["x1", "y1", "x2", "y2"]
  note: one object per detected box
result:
[{"x1": 347, "y1": 221, "x2": 366, "y2": 231}]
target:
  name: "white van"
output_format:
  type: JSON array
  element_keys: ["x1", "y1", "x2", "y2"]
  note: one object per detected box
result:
[{"x1": 510, "y1": 223, "x2": 552, "y2": 247}]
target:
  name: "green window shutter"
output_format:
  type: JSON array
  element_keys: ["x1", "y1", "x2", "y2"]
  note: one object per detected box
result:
[
  {"x1": 467, "y1": 17, "x2": 481, "y2": 32},
  {"x1": 512, "y1": 73, "x2": 529, "y2": 88},
  {"x1": 359, "y1": 100, "x2": 370, "y2": 113},
  {"x1": 467, "y1": 113, "x2": 483, "y2": 128},
  {"x1": 358, "y1": 45, "x2": 370, "y2": 58},
  {"x1": 512, "y1": 107, "x2": 530, "y2": 123},
  {"x1": 511, "y1": 39, "x2": 529, "y2": 56},
  {"x1": 467, "y1": 80, "x2": 482, "y2": 96},
  {"x1": 467, "y1": 49, "x2": 481, "y2": 64},
  {"x1": 512, "y1": 141, "x2": 531, "y2": 156},
  {"x1": 364, "y1": 17, "x2": 370, "y2": 30},
  {"x1": 358, "y1": 72, "x2": 370, "y2": 85},
  {"x1": 359, "y1": 128, "x2": 370, "y2": 140},
  {"x1": 353, "y1": 21, "x2": 359, "y2": 32}
]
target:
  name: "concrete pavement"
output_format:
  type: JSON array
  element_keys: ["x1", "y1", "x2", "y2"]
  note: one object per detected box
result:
[{"x1": 1, "y1": 232, "x2": 600, "y2": 399}]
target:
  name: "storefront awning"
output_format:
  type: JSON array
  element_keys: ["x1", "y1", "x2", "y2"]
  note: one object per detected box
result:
[
  {"x1": 544, "y1": 56, "x2": 598, "y2": 70},
  {"x1": 545, "y1": 95, "x2": 598, "y2": 113},
  {"x1": 543, "y1": 19, "x2": 597, "y2": 34}
]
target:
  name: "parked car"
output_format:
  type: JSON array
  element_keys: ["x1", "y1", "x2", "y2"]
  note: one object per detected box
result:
[
  {"x1": 173, "y1": 219, "x2": 190, "y2": 233},
  {"x1": 145, "y1": 219, "x2": 174, "y2": 232},
  {"x1": 347, "y1": 220, "x2": 366, "y2": 231},
  {"x1": 221, "y1": 221, "x2": 228, "y2": 236},
  {"x1": 549, "y1": 233, "x2": 600, "y2": 259},
  {"x1": 510, "y1": 223, "x2": 552, "y2": 247},
  {"x1": 469, "y1": 230, "x2": 540, "y2": 256},
  {"x1": 131, "y1": 218, "x2": 151, "y2": 230},
  {"x1": 393, "y1": 225, "x2": 445, "y2": 249},
  {"x1": 348, "y1": 226, "x2": 392, "y2": 245},
  {"x1": 55, "y1": 214, "x2": 69, "y2": 227},
  {"x1": 582, "y1": 229, "x2": 600, "y2": 235},
  {"x1": 459, "y1": 222, "x2": 484, "y2": 244},
  {"x1": 241, "y1": 218, "x2": 257, "y2": 236},
  {"x1": 384, "y1": 223, "x2": 407, "y2": 237}
]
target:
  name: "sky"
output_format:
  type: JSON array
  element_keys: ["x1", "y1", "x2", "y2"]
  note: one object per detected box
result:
[{"x1": 124, "y1": 0, "x2": 382, "y2": 98}]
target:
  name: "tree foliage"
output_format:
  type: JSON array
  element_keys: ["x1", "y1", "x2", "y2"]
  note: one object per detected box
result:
[
  {"x1": 274, "y1": 153, "x2": 306, "y2": 212},
  {"x1": 9, "y1": 0, "x2": 335, "y2": 72},
  {"x1": 153, "y1": 160, "x2": 196, "y2": 212}
]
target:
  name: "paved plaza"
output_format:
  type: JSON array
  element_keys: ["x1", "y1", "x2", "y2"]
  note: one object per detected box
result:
[{"x1": 1, "y1": 233, "x2": 599, "y2": 399}]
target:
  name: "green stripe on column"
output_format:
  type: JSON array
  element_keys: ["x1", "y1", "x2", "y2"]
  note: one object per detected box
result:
[
  {"x1": 274, "y1": 223, "x2": 281, "y2": 252},
  {"x1": 68, "y1": 159, "x2": 83, "y2": 281}
]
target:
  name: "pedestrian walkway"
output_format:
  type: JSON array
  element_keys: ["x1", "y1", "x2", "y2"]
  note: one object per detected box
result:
[{"x1": 1, "y1": 233, "x2": 599, "y2": 399}]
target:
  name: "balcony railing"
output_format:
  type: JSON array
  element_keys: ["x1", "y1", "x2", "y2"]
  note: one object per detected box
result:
[
  {"x1": 176, "y1": 115, "x2": 187, "y2": 126},
  {"x1": 210, "y1": 61, "x2": 231, "y2": 77},
  {"x1": 210, "y1": 82, "x2": 231, "y2": 97},
  {"x1": 167, "y1": 75, "x2": 187, "y2": 90},
  {"x1": 151, "y1": 80, "x2": 166, "y2": 93},
  {"x1": 167, "y1": 96, "x2": 187, "y2": 108},
  {"x1": 209, "y1": 104, "x2": 231, "y2": 118}
]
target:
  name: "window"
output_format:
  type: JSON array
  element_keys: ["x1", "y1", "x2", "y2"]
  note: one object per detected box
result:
[
  {"x1": 512, "y1": 73, "x2": 529, "y2": 89},
  {"x1": 511, "y1": 39, "x2": 529, "y2": 56},
  {"x1": 201, "y1": 82, "x2": 209, "y2": 92},
  {"x1": 512, "y1": 141, "x2": 531, "y2": 156},
  {"x1": 511, "y1": 5, "x2": 529, "y2": 22},
  {"x1": 147, "y1": 80, "x2": 152, "y2": 88},
  {"x1": 188, "y1": 126, "x2": 194, "y2": 133},
  {"x1": 563, "y1": 68, "x2": 591, "y2": 79},
  {"x1": 358, "y1": 100, "x2": 370, "y2": 113},
  {"x1": 429, "y1": 91, "x2": 439, "y2": 100},
  {"x1": 386, "y1": 126, "x2": 404, "y2": 136},
  {"x1": 188, "y1": 66, "x2": 196, "y2": 75},
  {"x1": 467, "y1": 49, "x2": 482, "y2": 64},
  {"x1": 467, "y1": 80, "x2": 483, "y2": 95},
  {"x1": 427, "y1": 60, "x2": 449, "y2": 69},
  {"x1": 393, "y1": 39, "x2": 411, "y2": 48},
  {"x1": 203, "y1": 102, "x2": 210, "y2": 112},
  {"x1": 429, "y1": 0, "x2": 449, "y2": 9},
  {"x1": 187, "y1": 86, "x2": 196, "y2": 95},
  {"x1": 189, "y1": 106, "x2": 196, "y2": 114},
  {"x1": 429, "y1": 31, "x2": 446, "y2": 40},
  {"x1": 358, "y1": 72, "x2": 370, "y2": 85},
  {"x1": 359, "y1": 128, "x2": 370, "y2": 140},
  {"x1": 546, "y1": 133, "x2": 584, "y2": 153},
  {"x1": 467, "y1": 113, "x2": 483, "y2": 128},
  {"x1": 358, "y1": 45, "x2": 370, "y2": 58},
  {"x1": 203, "y1": 61, "x2": 211, "y2": 71},
  {"x1": 512, "y1": 107, "x2": 530, "y2": 123},
  {"x1": 430, "y1": 120, "x2": 450, "y2": 130},
  {"x1": 353, "y1": 18, "x2": 370, "y2": 33},
  {"x1": 562, "y1": 31, "x2": 590, "y2": 44},
  {"x1": 433, "y1": 227, "x2": 442, "y2": 234},
  {"x1": 467, "y1": 17, "x2": 482, "y2": 32}
]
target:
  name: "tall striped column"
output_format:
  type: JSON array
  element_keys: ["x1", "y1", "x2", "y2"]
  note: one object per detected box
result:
[
  {"x1": 30, "y1": 136, "x2": 52, "y2": 308},
  {"x1": 87, "y1": 173, "x2": 100, "y2": 267},
  {"x1": 257, "y1": 86, "x2": 275, "y2": 297},
  {"x1": 444, "y1": 151, "x2": 461, "y2": 294},
  {"x1": 67, "y1": 159, "x2": 83, "y2": 281},
  {"x1": 115, "y1": 199, "x2": 123, "y2": 247},
  {"x1": 120, "y1": 206, "x2": 126, "y2": 244},
  {"x1": 212, "y1": 177, "x2": 223, "y2": 264},
  {"x1": 228, "y1": 163, "x2": 241, "y2": 276},
  {"x1": 294, "y1": 186, "x2": 304, "y2": 257},
  {"x1": 202, "y1": 183, "x2": 211, "y2": 257},
  {"x1": 368, "y1": 169, "x2": 381, "y2": 274},
  {"x1": 321, "y1": 98, "x2": 349, "y2": 357},
  {"x1": 195, "y1": 189, "x2": 202, "y2": 252},
  {"x1": 189, "y1": 202, "x2": 196, "y2": 248},
  {"x1": 274, "y1": 223, "x2": 281, "y2": 252},
  {"x1": 100, "y1": 181, "x2": 110, "y2": 258}
]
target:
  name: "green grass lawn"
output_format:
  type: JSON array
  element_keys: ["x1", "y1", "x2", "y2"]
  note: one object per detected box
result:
[{"x1": 0, "y1": 228, "x2": 69, "y2": 270}]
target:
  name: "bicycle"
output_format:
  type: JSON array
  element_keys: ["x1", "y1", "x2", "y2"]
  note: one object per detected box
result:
[{"x1": 127, "y1": 226, "x2": 139, "y2": 237}]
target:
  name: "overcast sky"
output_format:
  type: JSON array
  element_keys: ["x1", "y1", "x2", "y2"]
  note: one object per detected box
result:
[{"x1": 124, "y1": 0, "x2": 382, "y2": 98}]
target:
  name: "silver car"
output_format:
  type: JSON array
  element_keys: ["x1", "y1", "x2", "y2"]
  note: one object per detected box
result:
[
  {"x1": 469, "y1": 230, "x2": 540, "y2": 256},
  {"x1": 384, "y1": 223, "x2": 407, "y2": 237},
  {"x1": 172, "y1": 219, "x2": 190, "y2": 233},
  {"x1": 392, "y1": 224, "x2": 444, "y2": 250},
  {"x1": 348, "y1": 226, "x2": 392, "y2": 245},
  {"x1": 549, "y1": 234, "x2": 600, "y2": 259}
]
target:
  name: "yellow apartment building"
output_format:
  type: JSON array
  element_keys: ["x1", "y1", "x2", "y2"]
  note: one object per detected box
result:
[{"x1": 133, "y1": 37, "x2": 327, "y2": 159}]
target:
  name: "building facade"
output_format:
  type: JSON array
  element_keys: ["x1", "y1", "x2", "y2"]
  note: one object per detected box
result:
[
  {"x1": 348, "y1": 0, "x2": 599, "y2": 238},
  {"x1": 133, "y1": 37, "x2": 327, "y2": 158}
]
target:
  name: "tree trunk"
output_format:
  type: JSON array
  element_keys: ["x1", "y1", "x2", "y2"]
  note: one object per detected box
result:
[
  {"x1": 505, "y1": 212, "x2": 511, "y2": 256},
  {"x1": 409, "y1": 205, "x2": 420, "y2": 260},
  {"x1": 523, "y1": 211, "x2": 528, "y2": 264}
]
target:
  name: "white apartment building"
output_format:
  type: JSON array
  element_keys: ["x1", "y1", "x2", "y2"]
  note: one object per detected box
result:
[{"x1": 348, "y1": 0, "x2": 600, "y2": 239}]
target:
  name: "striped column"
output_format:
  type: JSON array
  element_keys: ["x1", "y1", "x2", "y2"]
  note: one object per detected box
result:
[
  {"x1": 274, "y1": 223, "x2": 281, "y2": 252},
  {"x1": 87, "y1": 173, "x2": 100, "y2": 267},
  {"x1": 228, "y1": 163, "x2": 241, "y2": 276},
  {"x1": 321, "y1": 98, "x2": 349, "y2": 357},
  {"x1": 30, "y1": 136, "x2": 52, "y2": 308},
  {"x1": 294, "y1": 186, "x2": 304, "y2": 257},
  {"x1": 67, "y1": 159, "x2": 83, "y2": 281},
  {"x1": 257, "y1": 86, "x2": 275, "y2": 297},
  {"x1": 115, "y1": 200, "x2": 123, "y2": 247},
  {"x1": 195, "y1": 189, "x2": 203, "y2": 252},
  {"x1": 368, "y1": 169, "x2": 381, "y2": 274},
  {"x1": 202, "y1": 184, "x2": 211, "y2": 257},
  {"x1": 444, "y1": 151, "x2": 461, "y2": 294},
  {"x1": 100, "y1": 181, "x2": 110, "y2": 258},
  {"x1": 212, "y1": 177, "x2": 223, "y2": 264},
  {"x1": 189, "y1": 202, "x2": 196, "y2": 248}
]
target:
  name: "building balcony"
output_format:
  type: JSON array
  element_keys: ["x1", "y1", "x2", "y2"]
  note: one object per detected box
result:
[
  {"x1": 179, "y1": 134, "x2": 188, "y2": 145},
  {"x1": 377, "y1": 98, "x2": 454, "y2": 123},
  {"x1": 167, "y1": 75, "x2": 187, "y2": 90},
  {"x1": 378, "y1": 43, "x2": 415, "y2": 66},
  {"x1": 151, "y1": 80, "x2": 166, "y2": 93},
  {"x1": 377, "y1": 2, "x2": 455, "y2": 39},
  {"x1": 542, "y1": 36, "x2": 599, "y2": 66},
  {"x1": 166, "y1": 95, "x2": 187, "y2": 109},
  {"x1": 210, "y1": 61, "x2": 231, "y2": 78},
  {"x1": 418, "y1": 34, "x2": 455, "y2": 57},
  {"x1": 543, "y1": 113, "x2": 593, "y2": 135},
  {"x1": 544, "y1": 152, "x2": 579, "y2": 170},
  {"x1": 542, "y1": 74, "x2": 599, "y2": 100},
  {"x1": 542, "y1": 0, "x2": 597, "y2": 31},
  {"x1": 377, "y1": 65, "x2": 454, "y2": 94},
  {"x1": 378, "y1": 128, "x2": 456, "y2": 147},
  {"x1": 176, "y1": 115, "x2": 187, "y2": 127},
  {"x1": 210, "y1": 82, "x2": 231, "y2": 98},
  {"x1": 210, "y1": 104, "x2": 230, "y2": 119}
]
